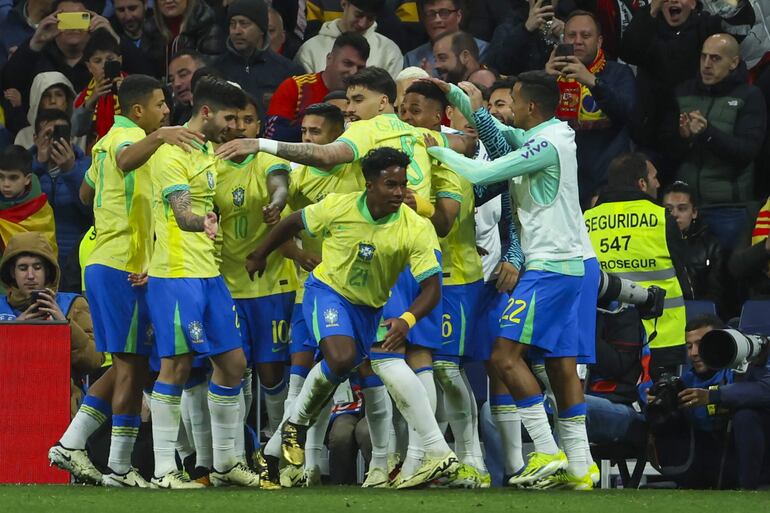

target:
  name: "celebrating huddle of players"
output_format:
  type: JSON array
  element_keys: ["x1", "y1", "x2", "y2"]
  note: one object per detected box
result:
[{"x1": 47, "y1": 66, "x2": 602, "y2": 491}]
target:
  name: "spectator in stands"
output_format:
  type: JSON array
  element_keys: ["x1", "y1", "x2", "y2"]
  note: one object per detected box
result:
[
  {"x1": 670, "y1": 34, "x2": 766, "y2": 251},
  {"x1": 487, "y1": 78, "x2": 515, "y2": 125},
  {"x1": 29, "y1": 109, "x2": 91, "y2": 268},
  {"x1": 585, "y1": 153, "x2": 691, "y2": 377},
  {"x1": 585, "y1": 308, "x2": 650, "y2": 449},
  {"x1": 9, "y1": 72, "x2": 75, "y2": 149},
  {"x1": 465, "y1": 0, "x2": 515, "y2": 42},
  {"x1": 167, "y1": 49, "x2": 204, "y2": 125},
  {"x1": 0, "y1": 231, "x2": 102, "y2": 415},
  {"x1": 433, "y1": 30, "x2": 484, "y2": 85},
  {"x1": 668, "y1": 315, "x2": 770, "y2": 489},
  {"x1": 1, "y1": 0, "x2": 151, "y2": 104},
  {"x1": 729, "y1": 195, "x2": 770, "y2": 299},
  {"x1": 327, "y1": 380, "x2": 372, "y2": 484},
  {"x1": 395, "y1": 66, "x2": 429, "y2": 112},
  {"x1": 268, "y1": 6, "x2": 302, "y2": 60},
  {"x1": 144, "y1": 0, "x2": 225, "y2": 69},
  {"x1": 467, "y1": 68, "x2": 497, "y2": 89},
  {"x1": 663, "y1": 181, "x2": 727, "y2": 315},
  {"x1": 0, "y1": 0, "x2": 54, "y2": 67},
  {"x1": 213, "y1": 0, "x2": 304, "y2": 116},
  {"x1": 295, "y1": 0, "x2": 403, "y2": 78},
  {"x1": 303, "y1": 0, "x2": 422, "y2": 52},
  {"x1": 545, "y1": 10, "x2": 636, "y2": 207},
  {"x1": 72, "y1": 29, "x2": 125, "y2": 144},
  {"x1": 264, "y1": 32, "x2": 368, "y2": 142},
  {"x1": 403, "y1": 0, "x2": 488, "y2": 75},
  {"x1": 619, "y1": 0, "x2": 747, "y2": 150},
  {"x1": 484, "y1": 0, "x2": 572, "y2": 76},
  {"x1": 0, "y1": 145, "x2": 57, "y2": 255},
  {"x1": 110, "y1": 0, "x2": 165, "y2": 77}
]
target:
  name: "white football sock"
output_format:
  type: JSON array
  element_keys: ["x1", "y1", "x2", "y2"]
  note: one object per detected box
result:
[
  {"x1": 234, "y1": 390, "x2": 246, "y2": 462},
  {"x1": 108, "y1": 414, "x2": 140, "y2": 474},
  {"x1": 175, "y1": 420, "x2": 195, "y2": 463},
  {"x1": 289, "y1": 362, "x2": 339, "y2": 426},
  {"x1": 362, "y1": 384, "x2": 392, "y2": 471},
  {"x1": 60, "y1": 395, "x2": 110, "y2": 450},
  {"x1": 208, "y1": 382, "x2": 241, "y2": 472},
  {"x1": 262, "y1": 379, "x2": 288, "y2": 435},
  {"x1": 461, "y1": 369, "x2": 488, "y2": 474},
  {"x1": 490, "y1": 394, "x2": 524, "y2": 474},
  {"x1": 516, "y1": 395, "x2": 558, "y2": 455},
  {"x1": 305, "y1": 399, "x2": 332, "y2": 473},
  {"x1": 151, "y1": 382, "x2": 183, "y2": 477},
  {"x1": 183, "y1": 382, "x2": 212, "y2": 469},
  {"x1": 435, "y1": 362, "x2": 475, "y2": 466},
  {"x1": 558, "y1": 403, "x2": 589, "y2": 476},
  {"x1": 242, "y1": 369, "x2": 253, "y2": 418}
]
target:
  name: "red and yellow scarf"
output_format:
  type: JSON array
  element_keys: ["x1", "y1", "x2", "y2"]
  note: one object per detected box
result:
[
  {"x1": 557, "y1": 49, "x2": 610, "y2": 129},
  {"x1": 753, "y1": 197, "x2": 770, "y2": 277},
  {"x1": 74, "y1": 73, "x2": 125, "y2": 141}
]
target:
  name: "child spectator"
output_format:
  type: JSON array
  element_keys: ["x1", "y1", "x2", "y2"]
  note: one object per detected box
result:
[
  {"x1": 0, "y1": 144, "x2": 57, "y2": 257},
  {"x1": 73, "y1": 29, "x2": 125, "y2": 146}
]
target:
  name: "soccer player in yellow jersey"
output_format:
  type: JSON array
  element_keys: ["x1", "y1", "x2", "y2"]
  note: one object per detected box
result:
[
  {"x1": 145, "y1": 77, "x2": 261, "y2": 489},
  {"x1": 214, "y1": 95, "x2": 296, "y2": 470},
  {"x1": 49, "y1": 75, "x2": 206, "y2": 487},
  {"x1": 244, "y1": 147, "x2": 460, "y2": 489}
]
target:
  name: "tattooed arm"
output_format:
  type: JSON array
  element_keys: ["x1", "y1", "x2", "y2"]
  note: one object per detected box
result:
[
  {"x1": 215, "y1": 138, "x2": 355, "y2": 168},
  {"x1": 167, "y1": 189, "x2": 218, "y2": 239}
]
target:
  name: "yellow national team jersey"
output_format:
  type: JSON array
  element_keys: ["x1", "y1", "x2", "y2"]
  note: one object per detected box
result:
[
  {"x1": 433, "y1": 167, "x2": 484, "y2": 286},
  {"x1": 336, "y1": 113, "x2": 448, "y2": 200},
  {"x1": 215, "y1": 153, "x2": 298, "y2": 298},
  {"x1": 149, "y1": 140, "x2": 219, "y2": 278},
  {"x1": 84, "y1": 116, "x2": 153, "y2": 274},
  {"x1": 302, "y1": 191, "x2": 441, "y2": 307}
]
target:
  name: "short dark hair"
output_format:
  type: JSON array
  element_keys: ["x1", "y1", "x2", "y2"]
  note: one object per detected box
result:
[
  {"x1": 565, "y1": 10, "x2": 603, "y2": 35},
  {"x1": 192, "y1": 76, "x2": 247, "y2": 112},
  {"x1": 435, "y1": 30, "x2": 479, "y2": 61},
  {"x1": 332, "y1": 32, "x2": 370, "y2": 61},
  {"x1": 302, "y1": 102, "x2": 345, "y2": 133},
  {"x1": 361, "y1": 147, "x2": 410, "y2": 182},
  {"x1": 323, "y1": 90, "x2": 348, "y2": 102},
  {"x1": 348, "y1": 0, "x2": 385, "y2": 14},
  {"x1": 345, "y1": 67, "x2": 397, "y2": 104},
  {"x1": 190, "y1": 66, "x2": 224, "y2": 94},
  {"x1": 242, "y1": 93, "x2": 260, "y2": 114},
  {"x1": 35, "y1": 109, "x2": 70, "y2": 135},
  {"x1": 686, "y1": 314, "x2": 726, "y2": 332},
  {"x1": 0, "y1": 145, "x2": 33, "y2": 175},
  {"x1": 404, "y1": 80, "x2": 448, "y2": 110},
  {"x1": 52, "y1": 0, "x2": 88, "y2": 11},
  {"x1": 662, "y1": 181, "x2": 698, "y2": 207},
  {"x1": 489, "y1": 77, "x2": 517, "y2": 96},
  {"x1": 169, "y1": 49, "x2": 206, "y2": 68},
  {"x1": 516, "y1": 70, "x2": 559, "y2": 116},
  {"x1": 607, "y1": 152, "x2": 650, "y2": 189},
  {"x1": 420, "y1": 0, "x2": 463, "y2": 11},
  {"x1": 118, "y1": 74, "x2": 163, "y2": 111},
  {"x1": 83, "y1": 28, "x2": 121, "y2": 61}
]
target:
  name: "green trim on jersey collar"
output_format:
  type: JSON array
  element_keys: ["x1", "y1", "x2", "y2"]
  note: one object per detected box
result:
[
  {"x1": 357, "y1": 192, "x2": 399, "y2": 225},
  {"x1": 113, "y1": 115, "x2": 140, "y2": 129},
  {"x1": 224, "y1": 153, "x2": 255, "y2": 168},
  {"x1": 183, "y1": 122, "x2": 209, "y2": 153}
]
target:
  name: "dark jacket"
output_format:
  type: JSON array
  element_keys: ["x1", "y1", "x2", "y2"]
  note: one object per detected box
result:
[
  {"x1": 144, "y1": 0, "x2": 225, "y2": 75},
  {"x1": 672, "y1": 64, "x2": 767, "y2": 206},
  {"x1": 483, "y1": 0, "x2": 576, "y2": 76},
  {"x1": 31, "y1": 145, "x2": 92, "y2": 267},
  {"x1": 620, "y1": 6, "x2": 722, "y2": 148},
  {"x1": 709, "y1": 362, "x2": 770, "y2": 410},
  {"x1": 213, "y1": 39, "x2": 305, "y2": 117},
  {"x1": 729, "y1": 206, "x2": 770, "y2": 300},
  {"x1": 0, "y1": 0, "x2": 33, "y2": 68},
  {"x1": 681, "y1": 219, "x2": 726, "y2": 312},
  {"x1": 110, "y1": 14, "x2": 166, "y2": 78},
  {"x1": 467, "y1": 0, "x2": 515, "y2": 42},
  {"x1": 574, "y1": 59, "x2": 636, "y2": 205}
]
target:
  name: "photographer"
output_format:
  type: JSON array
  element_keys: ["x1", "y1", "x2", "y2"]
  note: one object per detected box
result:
[
  {"x1": 0, "y1": 231, "x2": 103, "y2": 416},
  {"x1": 652, "y1": 314, "x2": 770, "y2": 489}
]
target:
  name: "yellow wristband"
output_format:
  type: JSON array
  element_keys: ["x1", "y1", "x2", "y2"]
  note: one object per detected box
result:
[
  {"x1": 399, "y1": 311, "x2": 417, "y2": 329},
  {"x1": 413, "y1": 193, "x2": 435, "y2": 218}
]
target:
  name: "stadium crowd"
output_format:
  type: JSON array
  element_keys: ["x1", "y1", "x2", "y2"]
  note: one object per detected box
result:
[{"x1": 0, "y1": 0, "x2": 769, "y2": 492}]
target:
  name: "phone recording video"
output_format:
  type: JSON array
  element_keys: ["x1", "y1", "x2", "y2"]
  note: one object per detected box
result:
[{"x1": 555, "y1": 43, "x2": 574, "y2": 57}]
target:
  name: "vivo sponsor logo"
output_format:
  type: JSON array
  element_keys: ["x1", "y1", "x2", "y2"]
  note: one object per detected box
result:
[{"x1": 521, "y1": 139, "x2": 549, "y2": 159}]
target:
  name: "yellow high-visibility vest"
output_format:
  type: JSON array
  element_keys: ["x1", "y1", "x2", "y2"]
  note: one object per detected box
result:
[{"x1": 584, "y1": 199, "x2": 685, "y2": 349}]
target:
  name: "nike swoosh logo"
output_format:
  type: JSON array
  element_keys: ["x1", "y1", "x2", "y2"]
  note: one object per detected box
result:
[{"x1": 272, "y1": 346, "x2": 284, "y2": 353}]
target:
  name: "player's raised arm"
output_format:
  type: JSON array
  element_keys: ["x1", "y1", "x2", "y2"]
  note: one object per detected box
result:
[
  {"x1": 167, "y1": 189, "x2": 217, "y2": 239},
  {"x1": 263, "y1": 169, "x2": 289, "y2": 225},
  {"x1": 245, "y1": 211, "x2": 306, "y2": 279},
  {"x1": 117, "y1": 126, "x2": 205, "y2": 172},
  {"x1": 215, "y1": 138, "x2": 355, "y2": 169}
]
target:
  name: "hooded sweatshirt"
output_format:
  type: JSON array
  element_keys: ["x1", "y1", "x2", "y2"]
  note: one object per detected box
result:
[
  {"x1": 294, "y1": 19, "x2": 403, "y2": 78},
  {"x1": 13, "y1": 72, "x2": 76, "y2": 150},
  {"x1": 0, "y1": 231, "x2": 102, "y2": 377}
]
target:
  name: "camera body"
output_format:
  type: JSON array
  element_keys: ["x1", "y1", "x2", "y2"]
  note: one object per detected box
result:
[{"x1": 646, "y1": 372, "x2": 686, "y2": 432}]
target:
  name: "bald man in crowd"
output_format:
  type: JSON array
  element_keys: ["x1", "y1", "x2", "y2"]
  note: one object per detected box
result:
[{"x1": 671, "y1": 33, "x2": 766, "y2": 251}]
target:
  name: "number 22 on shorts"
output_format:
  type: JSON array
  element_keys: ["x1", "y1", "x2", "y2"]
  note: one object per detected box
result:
[{"x1": 501, "y1": 297, "x2": 527, "y2": 324}]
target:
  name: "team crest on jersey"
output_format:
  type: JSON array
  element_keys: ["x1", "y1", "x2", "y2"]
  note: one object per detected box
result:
[
  {"x1": 206, "y1": 170, "x2": 215, "y2": 190},
  {"x1": 188, "y1": 321, "x2": 204, "y2": 344},
  {"x1": 357, "y1": 243, "x2": 375, "y2": 262},
  {"x1": 323, "y1": 308, "x2": 339, "y2": 327},
  {"x1": 232, "y1": 187, "x2": 245, "y2": 207},
  {"x1": 144, "y1": 324, "x2": 154, "y2": 346}
]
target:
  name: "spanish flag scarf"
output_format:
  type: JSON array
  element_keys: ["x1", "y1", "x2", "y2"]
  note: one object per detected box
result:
[
  {"x1": 0, "y1": 175, "x2": 57, "y2": 257},
  {"x1": 74, "y1": 73, "x2": 124, "y2": 141},
  {"x1": 557, "y1": 49, "x2": 610, "y2": 129},
  {"x1": 753, "y1": 197, "x2": 770, "y2": 277}
]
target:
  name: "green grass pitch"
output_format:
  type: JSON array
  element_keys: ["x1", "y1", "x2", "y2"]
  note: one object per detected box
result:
[{"x1": 2, "y1": 486, "x2": 769, "y2": 512}]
